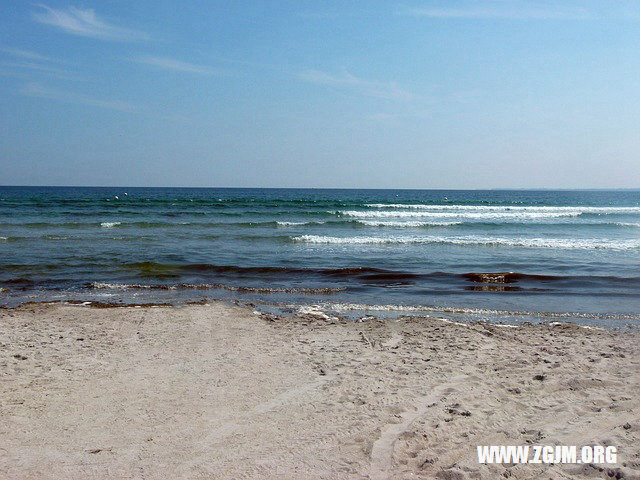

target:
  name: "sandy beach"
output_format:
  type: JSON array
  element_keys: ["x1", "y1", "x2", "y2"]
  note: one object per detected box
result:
[{"x1": 1, "y1": 302, "x2": 638, "y2": 479}]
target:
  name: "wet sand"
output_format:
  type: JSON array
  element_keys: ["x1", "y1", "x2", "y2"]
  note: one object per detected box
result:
[{"x1": 1, "y1": 302, "x2": 639, "y2": 479}]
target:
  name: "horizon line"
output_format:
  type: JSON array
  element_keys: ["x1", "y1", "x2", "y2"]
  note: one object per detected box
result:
[{"x1": 1, "y1": 184, "x2": 639, "y2": 192}]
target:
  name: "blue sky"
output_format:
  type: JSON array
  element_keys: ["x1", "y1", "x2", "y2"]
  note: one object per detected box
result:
[{"x1": 1, "y1": 1, "x2": 639, "y2": 188}]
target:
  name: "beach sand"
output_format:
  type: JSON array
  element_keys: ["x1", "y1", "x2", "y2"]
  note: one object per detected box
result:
[{"x1": 1, "y1": 302, "x2": 639, "y2": 479}]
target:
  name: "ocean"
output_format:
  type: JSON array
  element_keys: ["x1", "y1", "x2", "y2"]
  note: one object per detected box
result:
[{"x1": 1, "y1": 186, "x2": 639, "y2": 328}]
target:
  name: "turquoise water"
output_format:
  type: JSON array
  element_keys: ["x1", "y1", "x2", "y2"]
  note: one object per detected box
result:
[{"x1": 1, "y1": 187, "x2": 639, "y2": 327}]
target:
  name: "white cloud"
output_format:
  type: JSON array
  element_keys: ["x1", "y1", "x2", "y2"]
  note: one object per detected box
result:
[
  {"x1": 1, "y1": 46, "x2": 81, "y2": 80},
  {"x1": 298, "y1": 69, "x2": 361, "y2": 87},
  {"x1": 133, "y1": 55, "x2": 221, "y2": 75},
  {"x1": 21, "y1": 82, "x2": 134, "y2": 112},
  {"x1": 401, "y1": 1, "x2": 592, "y2": 20},
  {"x1": 33, "y1": 5, "x2": 148, "y2": 41},
  {"x1": 0, "y1": 61, "x2": 81, "y2": 81},
  {"x1": 298, "y1": 69, "x2": 414, "y2": 101},
  {"x1": 0, "y1": 47, "x2": 55, "y2": 63}
]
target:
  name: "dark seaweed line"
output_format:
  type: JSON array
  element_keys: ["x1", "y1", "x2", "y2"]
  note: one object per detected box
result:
[{"x1": 3, "y1": 263, "x2": 640, "y2": 286}]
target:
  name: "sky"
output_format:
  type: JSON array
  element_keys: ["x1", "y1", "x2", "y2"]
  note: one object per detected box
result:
[{"x1": 1, "y1": 1, "x2": 639, "y2": 189}]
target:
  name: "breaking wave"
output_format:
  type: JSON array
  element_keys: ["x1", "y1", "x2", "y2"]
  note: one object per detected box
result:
[
  {"x1": 365, "y1": 204, "x2": 640, "y2": 213},
  {"x1": 276, "y1": 221, "x2": 326, "y2": 226},
  {"x1": 88, "y1": 282, "x2": 346, "y2": 294},
  {"x1": 291, "y1": 235, "x2": 640, "y2": 250},
  {"x1": 356, "y1": 220, "x2": 461, "y2": 227},
  {"x1": 335, "y1": 210, "x2": 582, "y2": 220}
]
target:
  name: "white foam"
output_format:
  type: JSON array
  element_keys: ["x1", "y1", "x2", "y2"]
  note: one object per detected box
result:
[
  {"x1": 357, "y1": 220, "x2": 461, "y2": 227},
  {"x1": 617, "y1": 222, "x2": 640, "y2": 227},
  {"x1": 100, "y1": 222, "x2": 121, "y2": 228},
  {"x1": 336, "y1": 210, "x2": 581, "y2": 220},
  {"x1": 91, "y1": 282, "x2": 125, "y2": 289},
  {"x1": 314, "y1": 303, "x2": 638, "y2": 320},
  {"x1": 292, "y1": 234, "x2": 640, "y2": 250},
  {"x1": 365, "y1": 204, "x2": 640, "y2": 213},
  {"x1": 276, "y1": 221, "x2": 324, "y2": 226},
  {"x1": 90, "y1": 282, "x2": 170, "y2": 290},
  {"x1": 293, "y1": 235, "x2": 411, "y2": 245}
]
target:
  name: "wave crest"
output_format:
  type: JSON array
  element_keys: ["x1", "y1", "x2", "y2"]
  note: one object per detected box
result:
[
  {"x1": 365, "y1": 204, "x2": 640, "y2": 213},
  {"x1": 88, "y1": 282, "x2": 346, "y2": 294},
  {"x1": 357, "y1": 220, "x2": 461, "y2": 227},
  {"x1": 335, "y1": 210, "x2": 581, "y2": 220},
  {"x1": 291, "y1": 235, "x2": 640, "y2": 250}
]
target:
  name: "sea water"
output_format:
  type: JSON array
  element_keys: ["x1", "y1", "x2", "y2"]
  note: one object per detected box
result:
[{"x1": 1, "y1": 187, "x2": 638, "y2": 327}]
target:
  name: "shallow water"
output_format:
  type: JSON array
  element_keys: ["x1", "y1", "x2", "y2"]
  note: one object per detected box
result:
[{"x1": 1, "y1": 186, "x2": 639, "y2": 327}]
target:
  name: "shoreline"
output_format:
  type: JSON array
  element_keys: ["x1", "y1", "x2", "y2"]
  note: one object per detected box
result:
[
  {"x1": 2, "y1": 298, "x2": 639, "y2": 330},
  {"x1": 2, "y1": 302, "x2": 639, "y2": 479}
]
